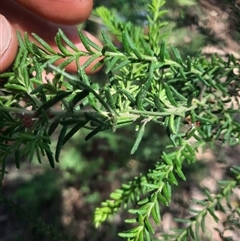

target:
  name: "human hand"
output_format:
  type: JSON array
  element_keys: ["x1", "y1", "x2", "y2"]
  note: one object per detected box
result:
[{"x1": 0, "y1": 0, "x2": 102, "y2": 73}]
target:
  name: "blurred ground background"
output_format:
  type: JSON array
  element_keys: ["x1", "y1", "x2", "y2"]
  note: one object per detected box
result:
[{"x1": 1, "y1": 0, "x2": 240, "y2": 241}]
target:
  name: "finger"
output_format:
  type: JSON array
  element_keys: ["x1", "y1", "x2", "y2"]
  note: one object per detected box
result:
[
  {"x1": 0, "y1": 15, "x2": 18, "y2": 72},
  {"x1": 15, "y1": 0, "x2": 93, "y2": 25},
  {"x1": 1, "y1": 0, "x2": 103, "y2": 74}
]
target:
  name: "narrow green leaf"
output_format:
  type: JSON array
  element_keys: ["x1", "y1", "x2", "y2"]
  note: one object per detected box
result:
[
  {"x1": 55, "y1": 32, "x2": 71, "y2": 55},
  {"x1": 110, "y1": 192, "x2": 122, "y2": 200},
  {"x1": 163, "y1": 83, "x2": 178, "y2": 107},
  {"x1": 29, "y1": 140, "x2": 37, "y2": 162},
  {"x1": 130, "y1": 122, "x2": 146, "y2": 154},
  {"x1": 119, "y1": 88, "x2": 135, "y2": 106},
  {"x1": 104, "y1": 87, "x2": 117, "y2": 113},
  {"x1": 204, "y1": 189, "x2": 214, "y2": 202},
  {"x1": 92, "y1": 60, "x2": 104, "y2": 72},
  {"x1": 201, "y1": 211, "x2": 207, "y2": 232},
  {"x1": 188, "y1": 208, "x2": 200, "y2": 214},
  {"x1": 144, "y1": 218, "x2": 154, "y2": 234},
  {"x1": 158, "y1": 193, "x2": 169, "y2": 206},
  {"x1": 168, "y1": 114, "x2": 176, "y2": 135},
  {"x1": 85, "y1": 126, "x2": 104, "y2": 141},
  {"x1": 1, "y1": 156, "x2": 7, "y2": 179},
  {"x1": 0, "y1": 135, "x2": 16, "y2": 142},
  {"x1": 193, "y1": 114, "x2": 213, "y2": 125},
  {"x1": 144, "y1": 227, "x2": 151, "y2": 241},
  {"x1": 136, "y1": 64, "x2": 154, "y2": 109},
  {"x1": 175, "y1": 167, "x2": 186, "y2": 180},
  {"x1": 159, "y1": 40, "x2": 166, "y2": 61},
  {"x1": 138, "y1": 228, "x2": 144, "y2": 241},
  {"x1": 197, "y1": 73, "x2": 210, "y2": 87},
  {"x1": 85, "y1": 113, "x2": 107, "y2": 127},
  {"x1": 183, "y1": 152, "x2": 195, "y2": 163},
  {"x1": 40, "y1": 109, "x2": 50, "y2": 124},
  {"x1": 35, "y1": 145, "x2": 42, "y2": 164},
  {"x1": 124, "y1": 30, "x2": 142, "y2": 59},
  {"x1": 193, "y1": 133, "x2": 203, "y2": 143},
  {"x1": 128, "y1": 209, "x2": 141, "y2": 214},
  {"x1": 105, "y1": 56, "x2": 121, "y2": 74},
  {"x1": 101, "y1": 30, "x2": 118, "y2": 52},
  {"x1": 170, "y1": 227, "x2": 183, "y2": 234},
  {"x1": 154, "y1": 95, "x2": 165, "y2": 111},
  {"x1": 163, "y1": 182, "x2": 171, "y2": 201},
  {"x1": 4, "y1": 84, "x2": 27, "y2": 92},
  {"x1": 122, "y1": 31, "x2": 131, "y2": 54},
  {"x1": 195, "y1": 218, "x2": 200, "y2": 241},
  {"x1": 186, "y1": 55, "x2": 192, "y2": 71},
  {"x1": 63, "y1": 119, "x2": 89, "y2": 145},
  {"x1": 115, "y1": 120, "x2": 133, "y2": 129},
  {"x1": 37, "y1": 91, "x2": 72, "y2": 113},
  {"x1": 0, "y1": 72, "x2": 14, "y2": 78},
  {"x1": 118, "y1": 229, "x2": 138, "y2": 238},
  {"x1": 169, "y1": 85, "x2": 187, "y2": 101},
  {"x1": 179, "y1": 67, "x2": 187, "y2": 80},
  {"x1": 188, "y1": 226, "x2": 195, "y2": 240},
  {"x1": 15, "y1": 149, "x2": 20, "y2": 169},
  {"x1": 171, "y1": 47, "x2": 183, "y2": 64},
  {"x1": 230, "y1": 165, "x2": 240, "y2": 175},
  {"x1": 207, "y1": 206, "x2": 219, "y2": 222},
  {"x1": 191, "y1": 198, "x2": 206, "y2": 206},
  {"x1": 138, "y1": 213, "x2": 144, "y2": 226},
  {"x1": 168, "y1": 172, "x2": 178, "y2": 185},
  {"x1": 175, "y1": 218, "x2": 192, "y2": 223},
  {"x1": 162, "y1": 152, "x2": 173, "y2": 165},
  {"x1": 58, "y1": 55, "x2": 77, "y2": 69},
  {"x1": 58, "y1": 29, "x2": 79, "y2": 52},
  {"x1": 32, "y1": 33, "x2": 57, "y2": 54},
  {"x1": 16, "y1": 31, "x2": 26, "y2": 49},
  {"x1": 124, "y1": 218, "x2": 137, "y2": 223},
  {"x1": 151, "y1": 202, "x2": 161, "y2": 224},
  {"x1": 55, "y1": 125, "x2": 68, "y2": 162},
  {"x1": 70, "y1": 90, "x2": 89, "y2": 109},
  {"x1": 187, "y1": 91, "x2": 198, "y2": 106},
  {"x1": 174, "y1": 116, "x2": 181, "y2": 134},
  {"x1": 30, "y1": 87, "x2": 42, "y2": 104},
  {"x1": 45, "y1": 148, "x2": 55, "y2": 168},
  {"x1": 23, "y1": 33, "x2": 34, "y2": 54},
  {"x1": 139, "y1": 37, "x2": 154, "y2": 56},
  {"x1": 78, "y1": 30, "x2": 102, "y2": 52},
  {"x1": 185, "y1": 143, "x2": 195, "y2": 156},
  {"x1": 138, "y1": 197, "x2": 150, "y2": 205},
  {"x1": 82, "y1": 54, "x2": 102, "y2": 70},
  {"x1": 112, "y1": 59, "x2": 130, "y2": 72}
]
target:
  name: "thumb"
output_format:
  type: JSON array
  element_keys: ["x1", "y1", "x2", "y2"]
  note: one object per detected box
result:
[{"x1": 0, "y1": 15, "x2": 18, "y2": 73}]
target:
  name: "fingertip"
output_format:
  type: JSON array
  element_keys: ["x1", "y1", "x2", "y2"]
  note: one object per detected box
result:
[
  {"x1": 15, "y1": 0, "x2": 93, "y2": 25},
  {"x1": 54, "y1": 31, "x2": 104, "y2": 74},
  {"x1": 0, "y1": 15, "x2": 18, "y2": 73}
]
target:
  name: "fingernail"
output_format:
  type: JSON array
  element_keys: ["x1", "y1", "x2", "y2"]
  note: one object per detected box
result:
[
  {"x1": 0, "y1": 15, "x2": 12, "y2": 56},
  {"x1": 0, "y1": 15, "x2": 18, "y2": 72}
]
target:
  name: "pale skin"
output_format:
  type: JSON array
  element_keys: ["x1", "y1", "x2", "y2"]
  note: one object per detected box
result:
[{"x1": 0, "y1": 0, "x2": 103, "y2": 74}]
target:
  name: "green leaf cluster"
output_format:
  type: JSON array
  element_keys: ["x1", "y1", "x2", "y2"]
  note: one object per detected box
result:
[{"x1": 0, "y1": 0, "x2": 239, "y2": 240}]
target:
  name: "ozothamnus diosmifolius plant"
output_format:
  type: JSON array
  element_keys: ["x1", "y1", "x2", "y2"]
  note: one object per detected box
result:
[{"x1": 0, "y1": 0, "x2": 240, "y2": 240}]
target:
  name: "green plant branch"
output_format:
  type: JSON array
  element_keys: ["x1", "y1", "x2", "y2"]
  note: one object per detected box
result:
[{"x1": 0, "y1": 0, "x2": 240, "y2": 240}]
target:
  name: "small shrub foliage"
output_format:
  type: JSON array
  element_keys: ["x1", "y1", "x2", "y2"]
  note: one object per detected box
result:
[{"x1": 0, "y1": 0, "x2": 239, "y2": 240}]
